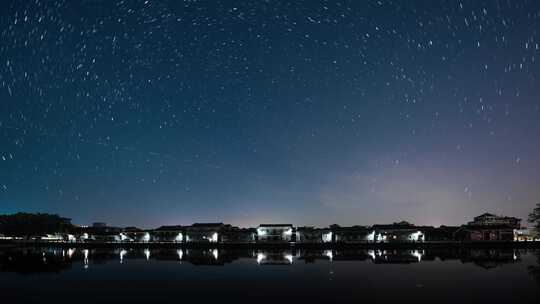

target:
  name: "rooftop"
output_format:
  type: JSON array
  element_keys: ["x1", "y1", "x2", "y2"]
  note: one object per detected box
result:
[
  {"x1": 258, "y1": 224, "x2": 293, "y2": 227},
  {"x1": 191, "y1": 223, "x2": 224, "y2": 227},
  {"x1": 154, "y1": 225, "x2": 184, "y2": 231}
]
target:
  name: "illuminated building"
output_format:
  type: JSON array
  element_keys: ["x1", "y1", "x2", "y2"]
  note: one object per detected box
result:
[
  {"x1": 256, "y1": 224, "x2": 294, "y2": 242},
  {"x1": 330, "y1": 225, "x2": 371, "y2": 243},
  {"x1": 152, "y1": 225, "x2": 185, "y2": 243},
  {"x1": 295, "y1": 227, "x2": 331, "y2": 243},
  {"x1": 371, "y1": 222, "x2": 427, "y2": 243},
  {"x1": 184, "y1": 223, "x2": 228, "y2": 243},
  {"x1": 467, "y1": 213, "x2": 521, "y2": 229},
  {"x1": 454, "y1": 213, "x2": 522, "y2": 241}
]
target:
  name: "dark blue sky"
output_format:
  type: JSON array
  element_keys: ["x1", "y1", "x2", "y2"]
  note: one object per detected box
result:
[{"x1": 1, "y1": 0, "x2": 539, "y2": 228}]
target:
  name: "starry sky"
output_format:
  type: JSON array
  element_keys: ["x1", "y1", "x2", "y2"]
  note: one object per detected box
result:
[{"x1": 1, "y1": 0, "x2": 539, "y2": 229}]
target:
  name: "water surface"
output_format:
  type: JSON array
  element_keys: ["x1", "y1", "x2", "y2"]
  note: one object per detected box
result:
[{"x1": 1, "y1": 247, "x2": 539, "y2": 303}]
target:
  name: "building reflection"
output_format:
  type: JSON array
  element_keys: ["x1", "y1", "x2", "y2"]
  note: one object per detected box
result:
[
  {"x1": 0, "y1": 247, "x2": 73, "y2": 274},
  {"x1": 460, "y1": 248, "x2": 522, "y2": 269},
  {"x1": 256, "y1": 250, "x2": 295, "y2": 265},
  {"x1": 0, "y1": 247, "x2": 533, "y2": 274},
  {"x1": 528, "y1": 250, "x2": 540, "y2": 283}
]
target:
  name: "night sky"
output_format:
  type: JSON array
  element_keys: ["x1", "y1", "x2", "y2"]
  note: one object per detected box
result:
[{"x1": 1, "y1": 1, "x2": 539, "y2": 229}]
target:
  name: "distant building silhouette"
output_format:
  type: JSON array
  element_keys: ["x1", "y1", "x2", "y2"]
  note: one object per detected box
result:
[
  {"x1": 1, "y1": 211, "x2": 529, "y2": 244},
  {"x1": 455, "y1": 213, "x2": 522, "y2": 241},
  {"x1": 467, "y1": 213, "x2": 521, "y2": 228}
]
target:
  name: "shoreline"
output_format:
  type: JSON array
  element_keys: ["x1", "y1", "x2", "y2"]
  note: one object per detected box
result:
[{"x1": 1, "y1": 240, "x2": 539, "y2": 249}]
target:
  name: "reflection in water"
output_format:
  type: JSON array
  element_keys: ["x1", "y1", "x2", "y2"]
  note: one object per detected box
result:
[
  {"x1": 177, "y1": 249, "x2": 183, "y2": 261},
  {"x1": 144, "y1": 249, "x2": 151, "y2": 261},
  {"x1": 1, "y1": 247, "x2": 538, "y2": 303},
  {"x1": 324, "y1": 249, "x2": 333, "y2": 261},
  {"x1": 411, "y1": 249, "x2": 423, "y2": 262},
  {"x1": 256, "y1": 252, "x2": 265, "y2": 264},
  {"x1": 284, "y1": 253, "x2": 293, "y2": 264},
  {"x1": 119, "y1": 249, "x2": 127, "y2": 263},
  {"x1": 67, "y1": 248, "x2": 75, "y2": 259},
  {"x1": 83, "y1": 249, "x2": 89, "y2": 269},
  {"x1": 528, "y1": 250, "x2": 540, "y2": 282},
  {"x1": 0, "y1": 247, "x2": 535, "y2": 274},
  {"x1": 256, "y1": 250, "x2": 294, "y2": 265}
]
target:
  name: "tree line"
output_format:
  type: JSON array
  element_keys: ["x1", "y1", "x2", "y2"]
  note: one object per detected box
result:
[
  {"x1": 0, "y1": 213, "x2": 74, "y2": 236},
  {"x1": 529, "y1": 203, "x2": 540, "y2": 235}
]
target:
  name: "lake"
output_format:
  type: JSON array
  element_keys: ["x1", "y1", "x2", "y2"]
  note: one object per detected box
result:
[{"x1": 1, "y1": 247, "x2": 539, "y2": 303}]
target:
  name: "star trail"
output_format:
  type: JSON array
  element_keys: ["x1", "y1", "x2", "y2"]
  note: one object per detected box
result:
[{"x1": 1, "y1": 0, "x2": 539, "y2": 228}]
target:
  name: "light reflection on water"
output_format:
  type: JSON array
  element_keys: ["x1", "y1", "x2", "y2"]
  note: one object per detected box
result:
[
  {"x1": 0, "y1": 247, "x2": 539, "y2": 303},
  {"x1": 0, "y1": 247, "x2": 532, "y2": 268}
]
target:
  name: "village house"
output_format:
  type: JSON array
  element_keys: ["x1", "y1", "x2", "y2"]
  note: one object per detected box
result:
[
  {"x1": 454, "y1": 225, "x2": 515, "y2": 241},
  {"x1": 221, "y1": 227, "x2": 256, "y2": 243},
  {"x1": 423, "y1": 226, "x2": 461, "y2": 242},
  {"x1": 184, "y1": 223, "x2": 229, "y2": 243},
  {"x1": 371, "y1": 221, "x2": 427, "y2": 243},
  {"x1": 80, "y1": 223, "x2": 123, "y2": 242},
  {"x1": 123, "y1": 227, "x2": 145, "y2": 242},
  {"x1": 295, "y1": 227, "x2": 332, "y2": 243},
  {"x1": 152, "y1": 225, "x2": 184, "y2": 243},
  {"x1": 514, "y1": 228, "x2": 536, "y2": 241},
  {"x1": 256, "y1": 224, "x2": 294, "y2": 242},
  {"x1": 331, "y1": 225, "x2": 371, "y2": 243},
  {"x1": 467, "y1": 213, "x2": 521, "y2": 228},
  {"x1": 454, "y1": 213, "x2": 522, "y2": 241}
]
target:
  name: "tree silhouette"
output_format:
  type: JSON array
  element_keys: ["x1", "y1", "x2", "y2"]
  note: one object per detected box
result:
[
  {"x1": 528, "y1": 203, "x2": 540, "y2": 236},
  {"x1": 0, "y1": 213, "x2": 73, "y2": 237},
  {"x1": 528, "y1": 250, "x2": 540, "y2": 284}
]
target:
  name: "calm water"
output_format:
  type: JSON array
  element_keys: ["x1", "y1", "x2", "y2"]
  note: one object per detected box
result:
[{"x1": 1, "y1": 247, "x2": 539, "y2": 303}]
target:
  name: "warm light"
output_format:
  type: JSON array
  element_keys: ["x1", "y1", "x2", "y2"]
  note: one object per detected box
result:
[
  {"x1": 210, "y1": 232, "x2": 218, "y2": 243},
  {"x1": 175, "y1": 233, "x2": 183, "y2": 243},
  {"x1": 142, "y1": 232, "x2": 151, "y2": 243}
]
